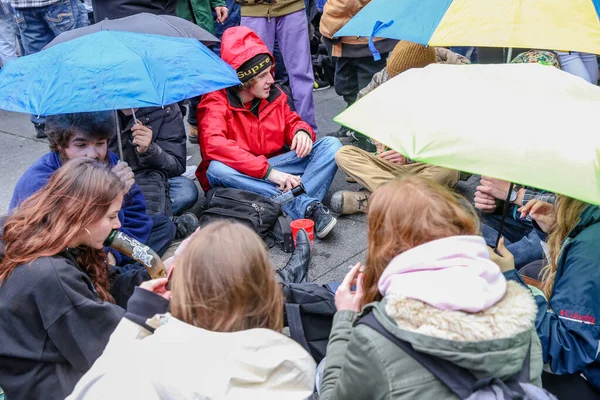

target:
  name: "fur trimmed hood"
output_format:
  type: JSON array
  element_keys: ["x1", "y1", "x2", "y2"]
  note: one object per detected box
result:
[
  {"x1": 385, "y1": 281, "x2": 537, "y2": 342},
  {"x1": 370, "y1": 281, "x2": 540, "y2": 380}
]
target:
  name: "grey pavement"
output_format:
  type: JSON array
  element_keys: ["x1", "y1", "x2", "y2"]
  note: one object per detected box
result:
[
  {"x1": 0, "y1": 87, "x2": 477, "y2": 286},
  {"x1": 0, "y1": 87, "x2": 364, "y2": 285}
]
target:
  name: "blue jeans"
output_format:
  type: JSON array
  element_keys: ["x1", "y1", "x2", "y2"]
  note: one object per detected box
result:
[
  {"x1": 450, "y1": 46, "x2": 479, "y2": 63},
  {"x1": 481, "y1": 205, "x2": 544, "y2": 269},
  {"x1": 206, "y1": 137, "x2": 342, "y2": 220},
  {"x1": 14, "y1": 0, "x2": 88, "y2": 124},
  {"x1": 168, "y1": 176, "x2": 199, "y2": 216},
  {"x1": 557, "y1": 51, "x2": 599, "y2": 85},
  {"x1": 0, "y1": 4, "x2": 19, "y2": 66}
]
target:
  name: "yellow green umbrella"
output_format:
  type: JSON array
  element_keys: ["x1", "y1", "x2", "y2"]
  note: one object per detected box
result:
[
  {"x1": 335, "y1": 63, "x2": 600, "y2": 205},
  {"x1": 336, "y1": 0, "x2": 600, "y2": 59}
]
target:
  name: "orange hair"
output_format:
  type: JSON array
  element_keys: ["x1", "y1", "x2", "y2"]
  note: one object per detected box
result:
[
  {"x1": 362, "y1": 176, "x2": 480, "y2": 307},
  {"x1": 1, "y1": 158, "x2": 125, "y2": 302}
]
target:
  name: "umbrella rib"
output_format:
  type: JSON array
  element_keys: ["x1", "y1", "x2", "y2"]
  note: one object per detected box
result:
[{"x1": 114, "y1": 33, "x2": 164, "y2": 106}]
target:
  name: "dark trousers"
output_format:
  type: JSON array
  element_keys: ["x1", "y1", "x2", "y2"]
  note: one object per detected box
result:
[
  {"x1": 334, "y1": 54, "x2": 387, "y2": 106},
  {"x1": 188, "y1": 0, "x2": 241, "y2": 127},
  {"x1": 542, "y1": 371, "x2": 600, "y2": 400},
  {"x1": 147, "y1": 214, "x2": 176, "y2": 257},
  {"x1": 481, "y1": 205, "x2": 544, "y2": 269}
]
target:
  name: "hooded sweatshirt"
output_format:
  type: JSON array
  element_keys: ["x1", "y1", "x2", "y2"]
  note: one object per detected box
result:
[
  {"x1": 195, "y1": 26, "x2": 314, "y2": 191},
  {"x1": 9, "y1": 151, "x2": 152, "y2": 266},
  {"x1": 0, "y1": 248, "x2": 124, "y2": 400},
  {"x1": 67, "y1": 311, "x2": 316, "y2": 399},
  {"x1": 320, "y1": 235, "x2": 543, "y2": 399}
]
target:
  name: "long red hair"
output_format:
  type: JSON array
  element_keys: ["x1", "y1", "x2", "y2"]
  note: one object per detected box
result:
[
  {"x1": 361, "y1": 176, "x2": 480, "y2": 307},
  {"x1": 1, "y1": 158, "x2": 125, "y2": 302}
]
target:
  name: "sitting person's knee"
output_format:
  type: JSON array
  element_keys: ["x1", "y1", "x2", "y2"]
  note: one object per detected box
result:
[
  {"x1": 206, "y1": 160, "x2": 230, "y2": 177},
  {"x1": 335, "y1": 144, "x2": 360, "y2": 163}
]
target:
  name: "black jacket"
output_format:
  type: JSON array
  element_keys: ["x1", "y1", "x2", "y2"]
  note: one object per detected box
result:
[
  {"x1": 109, "y1": 104, "x2": 187, "y2": 216},
  {"x1": 0, "y1": 250, "x2": 124, "y2": 400},
  {"x1": 92, "y1": 0, "x2": 177, "y2": 22}
]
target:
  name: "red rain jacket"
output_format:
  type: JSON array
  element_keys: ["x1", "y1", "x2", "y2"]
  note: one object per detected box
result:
[{"x1": 195, "y1": 26, "x2": 315, "y2": 191}]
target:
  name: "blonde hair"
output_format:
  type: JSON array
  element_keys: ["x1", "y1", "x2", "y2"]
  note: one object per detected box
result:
[
  {"x1": 362, "y1": 176, "x2": 480, "y2": 307},
  {"x1": 170, "y1": 221, "x2": 283, "y2": 332},
  {"x1": 541, "y1": 196, "x2": 588, "y2": 298}
]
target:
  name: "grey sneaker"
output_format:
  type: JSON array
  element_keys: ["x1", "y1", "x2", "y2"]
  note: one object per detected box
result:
[{"x1": 305, "y1": 201, "x2": 337, "y2": 239}]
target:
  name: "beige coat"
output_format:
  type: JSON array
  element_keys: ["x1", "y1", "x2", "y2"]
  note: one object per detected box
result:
[{"x1": 67, "y1": 315, "x2": 316, "y2": 400}]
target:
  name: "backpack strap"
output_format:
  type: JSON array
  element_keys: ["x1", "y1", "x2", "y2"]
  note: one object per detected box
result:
[
  {"x1": 285, "y1": 303, "x2": 311, "y2": 353},
  {"x1": 357, "y1": 312, "x2": 476, "y2": 399}
]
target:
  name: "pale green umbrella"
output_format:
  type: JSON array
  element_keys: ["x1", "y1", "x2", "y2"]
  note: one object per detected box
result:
[{"x1": 335, "y1": 63, "x2": 600, "y2": 206}]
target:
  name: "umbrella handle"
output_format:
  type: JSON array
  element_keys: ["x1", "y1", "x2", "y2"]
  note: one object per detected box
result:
[
  {"x1": 494, "y1": 182, "x2": 514, "y2": 251},
  {"x1": 114, "y1": 110, "x2": 124, "y2": 161}
]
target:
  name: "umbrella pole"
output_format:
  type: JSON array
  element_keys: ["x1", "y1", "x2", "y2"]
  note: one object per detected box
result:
[
  {"x1": 506, "y1": 48, "x2": 513, "y2": 63},
  {"x1": 114, "y1": 110, "x2": 124, "y2": 161},
  {"x1": 494, "y1": 182, "x2": 515, "y2": 251}
]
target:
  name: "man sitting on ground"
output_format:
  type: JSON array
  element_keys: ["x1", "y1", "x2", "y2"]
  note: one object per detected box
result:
[
  {"x1": 109, "y1": 105, "x2": 199, "y2": 238},
  {"x1": 10, "y1": 111, "x2": 176, "y2": 266},
  {"x1": 196, "y1": 26, "x2": 342, "y2": 239},
  {"x1": 330, "y1": 41, "x2": 462, "y2": 215}
]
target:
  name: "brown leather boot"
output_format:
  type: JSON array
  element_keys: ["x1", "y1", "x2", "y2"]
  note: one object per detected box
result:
[
  {"x1": 188, "y1": 125, "x2": 198, "y2": 144},
  {"x1": 330, "y1": 190, "x2": 371, "y2": 215}
]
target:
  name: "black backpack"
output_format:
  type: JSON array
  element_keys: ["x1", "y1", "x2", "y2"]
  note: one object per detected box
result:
[
  {"x1": 199, "y1": 188, "x2": 281, "y2": 238},
  {"x1": 283, "y1": 282, "x2": 337, "y2": 363},
  {"x1": 358, "y1": 312, "x2": 557, "y2": 400}
]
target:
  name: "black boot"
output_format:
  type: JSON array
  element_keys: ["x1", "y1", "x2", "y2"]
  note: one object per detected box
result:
[{"x1": 277, "y1": 228, "x2": 311, "y2": 285}]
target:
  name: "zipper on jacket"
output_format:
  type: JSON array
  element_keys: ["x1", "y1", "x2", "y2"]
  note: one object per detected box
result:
[{"x1": 267, "y1": 3, "x2": 271, "y2": 21}]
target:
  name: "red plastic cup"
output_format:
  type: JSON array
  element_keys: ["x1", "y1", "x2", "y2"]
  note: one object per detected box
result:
[{"x1": 290, "y1": 219, "x2": 315, "y2": 248}]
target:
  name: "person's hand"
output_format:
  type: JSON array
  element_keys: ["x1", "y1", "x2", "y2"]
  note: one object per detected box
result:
[
  {"x1": 335, "y1": 262, "x2": 365, "y2": 312},
  {"x1": 378, "y1": 150, "x2": 407, "y2": 165},
  {"x1": 474, "y1": 189, "x2": 497, "y2": 213},
  {"x1": 111, "y1": 161, "x2": 135, "y2": 193},
  {"x1": 518, "y1": 200, "x2": 555, "y2": 233},
  {"x1": 488, "y1": 237, "x2": 515, "y2": 273},
  {"x1": 215, "y1": 6, "x2": 228, "y2": 23},
  {"x1": 478, "y1": 177, "x2": 511, "y2": 201},
  {"x1": 131, "y1": 122, "x2": 153, "y2": 154},
  {"x1": 374, "y1": 141, "x2": 387, "y2": 155},
  {"x1": 107, "y1": 252, "x2": 117, "y2": 266},
  {"x1": 140, "y1": 278, "x2": 171, "y2": 300},
  {"x1": 291, "y1": 131, "x2": 313, "y2": 158},
  {"x1": 267, "y1": 169, "x2": 302, "y2": 191}
]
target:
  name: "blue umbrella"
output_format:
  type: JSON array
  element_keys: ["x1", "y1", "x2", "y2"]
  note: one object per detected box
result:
[{"x1": 0, "y1": 30, "x2": 240, "y2": 116}]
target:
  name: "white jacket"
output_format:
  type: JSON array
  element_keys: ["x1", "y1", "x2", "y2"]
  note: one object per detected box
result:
[{"x1": 67, "y1": 315, "x2": 316, "y2": 400}]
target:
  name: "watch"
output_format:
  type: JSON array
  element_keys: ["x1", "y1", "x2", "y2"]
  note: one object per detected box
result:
[{"x1": 507, "y1": 185, "x2": 522, "y2": 203}]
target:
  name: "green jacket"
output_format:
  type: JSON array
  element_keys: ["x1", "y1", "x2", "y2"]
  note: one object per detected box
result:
[
  {"x1": 240, "y1": 0, "x2": 305, "y2": 18},
  {"x1": 320, "y1": 281, "x2": 544, "y2": 399},
  {"x1": 177, "y1": 0, "x2": 226, "y2": 34}
]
